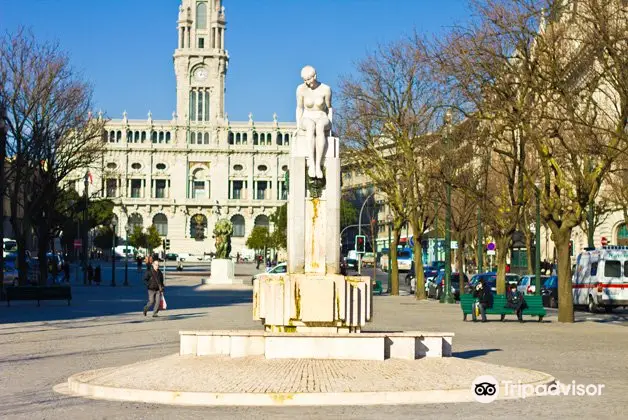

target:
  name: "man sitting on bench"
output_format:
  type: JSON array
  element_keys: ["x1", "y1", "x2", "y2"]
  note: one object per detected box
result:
[
  {"x1": 472, "y1": 279, "x2": 493, "y2": 322},
  {"x1": 505, "y1": 282, "x2": 527, "y2": 322}
]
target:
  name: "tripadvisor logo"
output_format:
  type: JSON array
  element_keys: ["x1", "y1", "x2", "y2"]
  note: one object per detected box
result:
[{"x1": 472, "y1": 376, "x2": 605, "y2": 402}]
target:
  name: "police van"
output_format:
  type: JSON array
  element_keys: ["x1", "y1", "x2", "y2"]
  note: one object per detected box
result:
[{"x1": 572, "y1": 246, "x2": 628, "y2": 312}]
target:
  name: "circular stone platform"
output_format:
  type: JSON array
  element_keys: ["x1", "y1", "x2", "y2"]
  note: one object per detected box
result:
[{"x1": 56, "y1": 354, "x2": 555, "y2": 406}]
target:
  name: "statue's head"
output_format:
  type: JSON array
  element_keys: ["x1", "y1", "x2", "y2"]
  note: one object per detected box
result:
[{"x1": 301, "y1": 65, "x2": 317, "y2": 88}]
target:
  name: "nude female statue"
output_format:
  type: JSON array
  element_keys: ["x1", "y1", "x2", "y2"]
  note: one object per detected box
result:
[{"x1": 295, "y1": 65, "x2": 332, "y2": 179}]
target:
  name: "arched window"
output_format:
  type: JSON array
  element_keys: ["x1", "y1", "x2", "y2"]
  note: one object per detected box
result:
[
  {"x1": 190, "y1": 132, "x2": 196, "y2": 144},
  {"x1": 196, "y1": 2, "x2": 207, "y2": 29},
  {"x1": 236, "y1": 133, "x2": 241, "y2": 144},
  {"x1": 128, "y1": 213, "x2": 143, "y2": 232},
  {"x1": 190, "y1": 214, "x2": 207, "y2": 240},
  {"x1": 126, "y1": 130, "x2": 132, "y2": 142},
  {"x1": 617, "y1": 223, "x2": 628, "y2": 246},
  {"x1": 152, "y1": 132, "x2": 158, "y2": 143},
  {"x1": 284, "y1": 133, "x2": 290, "y2": 146},
  {"x1": 134, "y1": 131, "x2": 140, "y2": 142},
  {"x1": 228, "y1": 131, "x2": 234, "y2": 145},
  {"x1": 141, "y1": 131, "x2": 147, "y2": 142},
  {"x1": 253, "y1": 132, "x2": 258, "y2": 145},
  {"x1": 254, "y1": 214, "x2": 269, "y2": 229},
  {"x1": 192, "y1": 168, "x2": 207, "y2": 198},
  {"x1": 153, "y1": 213, "x2": 168, "y2": 236},
  {"x1": 116, "y1": 131, "x2": 122, "y2": 142},
  {"x1": 276, "y1": 132, "x2": 283, "y2": 146},
  {"x1": 189, "y1": 90, "x2": 197, "y2": 121},
  {"x1": 231, "y1": 215, "x2": 245, "y2": 237},
  {"x1": 166, "y1": 132, "x2": 171, "y2": 143},
  {"x1": 204, "y1": 132, "x2": 209, "y2": 144},
  {"x1": 242, "y1": 133, "x2": 248, "y2": 144},
  {"x1": 159, "y1": 132, "x2": 164, "y2": 143}
]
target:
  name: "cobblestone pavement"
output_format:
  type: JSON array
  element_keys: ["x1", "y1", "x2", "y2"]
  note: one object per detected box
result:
[
  {"x1": 0, "y1": 267, "x2": 626, "y2": 419},
  {"x1": 70, "y1": 354, "x2": 550, "y2": 394}
]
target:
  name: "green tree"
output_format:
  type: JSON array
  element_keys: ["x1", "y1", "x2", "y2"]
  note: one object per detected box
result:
[
  {"x1": 129, "y1": 226, "x2": 147, "y2": 250},
  {"x1": 93, "y1": 226, "x2": 122, "y2": 251},
  {"x1": 340, "y1": 199, "x2": 358, "y2": 229},
  {"x1": 246, "y1": 226, "x2": 270, "y2": 251},
  {"x1": 269, "y1": 204, "x2": 287, "y2": 250},
  {"x1": 145, "y1": 225, "x2": 162, "y2": 252}
]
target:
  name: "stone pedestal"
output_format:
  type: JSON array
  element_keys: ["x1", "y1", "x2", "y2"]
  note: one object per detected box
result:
[
  {"x1": 253, "y1": 274, "x2": 372, "y2": 332},
  {"x1": 209, "y1": 259, "x2": 235, "y2": 284}
]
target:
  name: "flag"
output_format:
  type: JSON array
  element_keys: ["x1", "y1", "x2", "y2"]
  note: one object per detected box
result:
[{"x1": 85, "y1": 171, "x2": 93, "y2": 184}]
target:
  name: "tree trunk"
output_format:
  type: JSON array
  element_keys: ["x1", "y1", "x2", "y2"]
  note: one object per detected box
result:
[
  {"x1": 554, "y1": 228, "x2": 575, "y2": 323},
  {"x1": 525, "y1": 230, "x2": 534, "y2": 274},
  {"x1": 38, "y1": 220, "x2": 49, "y2": 286},
  {"x1": 458, "y1": 238, "x2": 466, "y2": 294},
  {"x1": 390, "y1": 227, "x2": 400, "y2": 296},
  {"x1": 496, "y1": 235, "x2": 510, "y2": 295},
  {"x1": 413, "y1": 234, "x2": 426, "y2": 300}
]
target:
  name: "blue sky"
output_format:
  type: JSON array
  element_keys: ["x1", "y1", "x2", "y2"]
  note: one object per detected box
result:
[{"x1": 1, "y1": 0, "x2": 471, "y2": 122}]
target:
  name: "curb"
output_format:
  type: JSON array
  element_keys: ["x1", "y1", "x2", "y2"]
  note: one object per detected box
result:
[{"x1": 61, "y1": 371, "x2": 555, "y2": 407}]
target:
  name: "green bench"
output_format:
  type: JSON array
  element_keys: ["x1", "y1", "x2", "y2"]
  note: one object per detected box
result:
[
  {"x1": 459, "y1": 294, "x2": 545, "y2": 322},
  {"x1": 372, "y1": 280, "x2": 383, "y2": 295},
  {"x1": 6, "y1": 285, "x2": 72, "y2": 306}
]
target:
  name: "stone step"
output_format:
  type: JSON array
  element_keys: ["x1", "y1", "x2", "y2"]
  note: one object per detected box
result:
[{"x1": 179, "y1": 330, "x2": 454, "y2": 360}]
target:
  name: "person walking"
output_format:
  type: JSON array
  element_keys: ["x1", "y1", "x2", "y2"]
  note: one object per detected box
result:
[
  {"x1": 143, "y1": 256, "x2": 165, "y2": 318},
  {"x1": 472, "y1": 279, "x2": 493, "y2": 322}
]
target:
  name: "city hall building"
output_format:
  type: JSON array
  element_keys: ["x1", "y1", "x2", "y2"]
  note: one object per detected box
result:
[{"x1": 73, "y1": 0, "x2": 295, "y2": 257}]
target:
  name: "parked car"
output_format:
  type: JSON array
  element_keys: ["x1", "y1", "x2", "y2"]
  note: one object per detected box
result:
[
  {"x1": 505, "y1": 273, "x2": 521, "y2": 287},
  {"x1": 251, "y1": 263, "x2": 287, "y2": 284},
  {"x1": 541, "y1": 275, "x2": 559, "y2": 308},
  {"x1": 517, "y1": 274, "x2": 550, "y2": 295},
  {"x1": 428, "y1": 271, "x2": 469, "y2": 300},
  {"x1": 165, "y1": 253, "x2": 179, "y2": 261},
  {"x1": 3, "y1": 260, "x2": 18, "y2": 286},
  {"x1": 465, "y1": 272, "x2": 497, "y2": 295}
]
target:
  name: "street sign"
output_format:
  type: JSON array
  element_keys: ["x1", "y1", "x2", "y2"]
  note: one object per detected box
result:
[
  {"x1": 601, "y1": 236, "x2": 608, "y2": 246},
  {"x1": 409, "y1": 236, "x2": 414, "y2": 248},
  {"x1": 487, "y1": 242, "x2": 496, "y2": 251},
  {"x1": 451, "y1": 241, "x2": 458, "y2": 249},
  {"x1": 73, "y1": 239, "x2": 82, "y2": 248},
  {"x1": 487, "y1": 250, "x2": 496, "y2": 256}
]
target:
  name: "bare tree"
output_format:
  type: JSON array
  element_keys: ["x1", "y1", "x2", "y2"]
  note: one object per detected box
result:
[
  {"x1": 0, "y1": 29, "x2": 106, "y2": 284},
  {"x1": 340, "y1": 35, "x2": 440, "y2": 297}
]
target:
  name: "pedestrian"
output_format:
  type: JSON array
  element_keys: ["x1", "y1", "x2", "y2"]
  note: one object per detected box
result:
[
  {"x1": 94, "y1": 265, "x2": 101, "y2": 285},
  {"x1": 472, "y1": 279, "x2": 493, "y2": 322},
  {"x1": 87, "y1": 263, "x2": 94, "y2": 285},
  {"x1": 505, "y1": 282, "x2": 527, "y2": 322},
  {"x1": 266, "y1": 257, "x2": 271, "y2": 268},
  {"x1": 236, "y1": 252, "x2": 240, "y2": 263},
  {"x1": 256, "y1": 255, "x2": 261, "y2": 270},
  {"x1": 137, "y1": 256, "x2": 143, "y2": 272},
  {"x1": 63, "y1": 261, "x2": 70, "y2": 283},
  {"x1": 143, "y1": 256, "x2": 165, "y2": 318}
]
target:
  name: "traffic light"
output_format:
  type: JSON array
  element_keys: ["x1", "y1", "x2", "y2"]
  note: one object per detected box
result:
[
  {"x1": 355, "y1": 235, "x2": 366, "y2": 254},
  {"x1": 164, "y1": 239, "x2": 170, "y2": 251}
]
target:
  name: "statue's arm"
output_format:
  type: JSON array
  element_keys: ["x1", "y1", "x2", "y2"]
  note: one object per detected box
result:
[{"x1": 326, "y1": 86, "x2": 333, "y2": 131}]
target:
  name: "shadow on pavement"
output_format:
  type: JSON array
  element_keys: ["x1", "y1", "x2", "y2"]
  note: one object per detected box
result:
[
  {"x1": 453, "y1": 348, "x2": 502, "y2": 359},
  {"x1": 0, "y1": 283, "x2": 252, "y2": 325}
]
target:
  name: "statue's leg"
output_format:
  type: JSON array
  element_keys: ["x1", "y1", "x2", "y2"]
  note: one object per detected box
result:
[
  {"x1": 314, "y1": 118, "x2": 330, "y2": 178},
  {"x1": 303, "y1": 118, "x2": 316, "y2": 178}
]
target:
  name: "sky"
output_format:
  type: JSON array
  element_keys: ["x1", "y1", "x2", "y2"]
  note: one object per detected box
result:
[{"x1": 1, "y1": 0, "x2": 472, "y2": 123}]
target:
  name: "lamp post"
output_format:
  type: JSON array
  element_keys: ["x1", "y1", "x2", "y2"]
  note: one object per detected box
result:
[
  {"x1": 534, "y1": 181, "x2": 541, "y2": 296},
  {"x1": 111, "y1": 219, "x2": 117, "y2": 287},
  {"x1": 440, "y1": 110, "x2": 455, "y2": 304},
  {"x1": 83, "y1": 172, "x2": 89, "y2": 285},
  {"x1": 433, "y1": 204, "x2": 439, "y2": 266},
  {"x1": 358, "y1": 191, "x2": 376, "y2": 275},
  {"x1": 124, "y1": 225, "x2": 130, "y2": 286},
  {"x1": 477, "y1": 207, "x2": 483, "y2": 274},
  {"x1": 387, "y1": 213, "x2": 392, "y2": 293}
]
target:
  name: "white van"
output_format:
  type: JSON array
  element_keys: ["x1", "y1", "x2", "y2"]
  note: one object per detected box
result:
[
  {"x1": 572, "y1": 246, "x2": 628, "y2": 312},
  {"x1": 114, "y1": 245, "x2": 137, "y2": 258}
]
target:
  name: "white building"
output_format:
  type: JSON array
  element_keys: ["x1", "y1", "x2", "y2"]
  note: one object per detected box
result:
[{"x1": 71, "y1": 0, "x2": 294, "y2": 256}]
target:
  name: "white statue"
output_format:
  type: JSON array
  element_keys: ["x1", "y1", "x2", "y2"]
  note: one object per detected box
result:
[{"x1": 295, "y1": 65, "x2": 332, "y2": 179}]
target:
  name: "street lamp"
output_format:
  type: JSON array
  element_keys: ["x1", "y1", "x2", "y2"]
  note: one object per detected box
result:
[
  {"x1": 111, "y1": 219, "x2": 117, "y2": 287},
  {"x1": 534, "y1": 181, "x2": 541, "y2": 296},
  {"x1": 358, "y1": 191, "x2": 376, "y2": 275},
  {"x1": 440, "y1": 110, "x2": 455, "y2": 304},
  {"x1": 83, "y1": 172, "x2": 90, "y2": 285},
  {"x1": 387, "y1": 213, "x2": 392, "y2": 293},
  {"x1": 124, "y1": 225, "x2": 130, "y2": 286}
]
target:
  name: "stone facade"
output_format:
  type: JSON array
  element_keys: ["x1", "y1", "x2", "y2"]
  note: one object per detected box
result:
[{"x1": 70, "y1": 0, "x2": 295, "y2": 257}]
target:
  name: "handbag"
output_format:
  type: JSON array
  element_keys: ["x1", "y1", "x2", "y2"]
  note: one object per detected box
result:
[
  {"x1": 474, "y1": 301, "x2": 480, "y2": 317},
  {"x1": 159, "y1": 294, "x2": 167, "y2": 310}
]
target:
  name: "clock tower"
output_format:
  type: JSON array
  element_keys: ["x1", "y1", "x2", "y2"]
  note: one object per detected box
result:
[{"x1": 174, "y1": 0, "x2": 228, "y2": 126}]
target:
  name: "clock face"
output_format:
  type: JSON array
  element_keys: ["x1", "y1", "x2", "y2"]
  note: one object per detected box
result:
[{"x1": 194, "y1": 67, "x2": 208, "y2": 81}]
